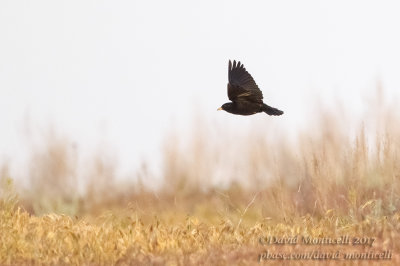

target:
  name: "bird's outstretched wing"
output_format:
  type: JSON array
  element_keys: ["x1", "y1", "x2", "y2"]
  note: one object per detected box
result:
[{"x1": 228, "y1": 60, "x2": 263, "y2": 103}]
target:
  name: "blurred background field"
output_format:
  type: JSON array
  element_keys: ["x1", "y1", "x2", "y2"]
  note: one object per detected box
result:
[{"x1": 1, "y1": 90, "x2": 400, "y2": 264}]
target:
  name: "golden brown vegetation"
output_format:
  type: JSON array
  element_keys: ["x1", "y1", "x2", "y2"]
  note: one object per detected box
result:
[{"x1": 1, "y1": 92, "x2": 400, "y2": 265}]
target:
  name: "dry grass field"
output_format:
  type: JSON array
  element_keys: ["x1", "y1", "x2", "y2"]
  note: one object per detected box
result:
[{"x1": 1, "y1": 93, "x2": 400, "y2": 265}]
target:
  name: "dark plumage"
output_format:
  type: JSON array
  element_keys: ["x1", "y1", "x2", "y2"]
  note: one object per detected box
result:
[{"x1": 218, "y1": 60, "x2": 283, "y2": 116}]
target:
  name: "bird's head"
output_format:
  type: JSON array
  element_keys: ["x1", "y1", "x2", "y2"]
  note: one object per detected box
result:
[{"x1": 217, "y1": 103, "x2": 233, "y2": 112}]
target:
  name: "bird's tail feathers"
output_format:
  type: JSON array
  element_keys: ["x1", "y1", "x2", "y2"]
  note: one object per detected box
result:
[{"x1": 262, "y1": 104, "x2": 284, "y2": 116}]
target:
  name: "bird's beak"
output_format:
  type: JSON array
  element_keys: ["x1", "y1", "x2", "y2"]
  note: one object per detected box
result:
[{"x1": 217, "y1": 107, "x2": 223, "y2": 111}]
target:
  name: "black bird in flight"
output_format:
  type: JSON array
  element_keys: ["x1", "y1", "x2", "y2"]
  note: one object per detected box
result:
[{"x1": 218, "y1": 60, "x2": 284, "y2": 116}]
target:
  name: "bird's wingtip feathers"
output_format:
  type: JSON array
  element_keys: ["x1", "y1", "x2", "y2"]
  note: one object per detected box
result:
[{"x1": 228, "y1": 59, "x2": 245, "y2": 70}]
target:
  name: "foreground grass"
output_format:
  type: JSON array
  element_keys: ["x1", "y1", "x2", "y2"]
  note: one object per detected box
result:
[{"x1": 1, "y1": 191, "x2": 399, "y2": 265}]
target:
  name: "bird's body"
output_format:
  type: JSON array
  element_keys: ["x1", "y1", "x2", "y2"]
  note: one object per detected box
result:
[
  {"x1": 218, "y1": 60, "x2": 283, "y2": 116},
  {"x1": 221, "y1": 102, "x2": 283, "y2": 116}
]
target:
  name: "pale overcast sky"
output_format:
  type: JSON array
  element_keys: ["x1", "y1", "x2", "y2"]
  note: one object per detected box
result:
[{"x1": 1, "y1": 1, "x2": 400, "y2": 179}]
